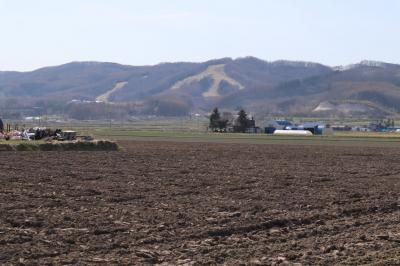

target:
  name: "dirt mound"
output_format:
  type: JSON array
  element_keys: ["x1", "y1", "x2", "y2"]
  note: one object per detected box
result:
[{"x1": 0, "y1": 140, "x2": 119, "y2": 152}]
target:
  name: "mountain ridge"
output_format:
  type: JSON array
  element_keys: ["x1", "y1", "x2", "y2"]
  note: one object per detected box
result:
[{"x1": 0, "y1": 57, "x2": 399, "y2": 118}]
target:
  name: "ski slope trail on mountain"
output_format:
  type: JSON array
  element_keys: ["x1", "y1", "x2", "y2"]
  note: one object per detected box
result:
[
  {"x1": 170, "y1": 64, "x2": 244, "y2": 97},
  {"x1": 96, "y1": 81, "x2": 128, "y2": 102}
]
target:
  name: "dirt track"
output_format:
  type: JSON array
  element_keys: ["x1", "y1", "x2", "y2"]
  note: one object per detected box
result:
[{"x1": 1, "y1": 141, "x2": 400, "y2": 265}]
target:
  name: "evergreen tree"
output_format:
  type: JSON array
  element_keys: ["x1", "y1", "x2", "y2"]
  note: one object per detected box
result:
[
  {"x1": 209, "y1": 107, "x2": 220, "y2": 131},
  {"x1": 235, "y1": 109, "x2": 249, "y2": 133}
]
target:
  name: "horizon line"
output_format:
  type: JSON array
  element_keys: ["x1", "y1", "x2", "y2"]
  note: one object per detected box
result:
[{"x1": 1, "y1": 57, "x2": 398, "y2": 73}]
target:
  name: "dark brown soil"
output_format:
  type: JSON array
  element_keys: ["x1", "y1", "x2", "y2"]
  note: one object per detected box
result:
[{"x1": 1, "y1": 141, "x2": 399, "y2": 265}]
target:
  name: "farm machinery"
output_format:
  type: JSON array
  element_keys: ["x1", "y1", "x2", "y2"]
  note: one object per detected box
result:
[{"x1": 0, "y1": 119, "x2": 91, "y2": 142}]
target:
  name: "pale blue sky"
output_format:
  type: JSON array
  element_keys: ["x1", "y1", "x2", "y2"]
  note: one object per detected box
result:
[{"x1": 1, "y1": 0, "x2": 399, "y2": 71}]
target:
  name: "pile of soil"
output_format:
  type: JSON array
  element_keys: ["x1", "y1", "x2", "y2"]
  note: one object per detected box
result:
[{"x1": 0, "y1": 140, "x2": 119, "y2": 152}]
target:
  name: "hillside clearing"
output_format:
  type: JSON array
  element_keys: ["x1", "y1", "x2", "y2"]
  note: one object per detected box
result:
[
  {"x1": 170, "y1": 64, "x2": 245, "y2": 97},
  {"x1": 96, "y1": 81, "x2": 128, "y2": 102}
]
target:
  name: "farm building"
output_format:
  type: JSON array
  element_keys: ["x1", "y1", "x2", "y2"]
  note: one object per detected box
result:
[
  {"x1": 273, "y1": 120, "x2": 293, "y2": 129},
  {"x1": 265, "y1": 120, "x2": 333, "y2": 135},
  {"x1": 246, "y1": 127, "x2": 263, "y2": 134},
  {"x1": 298, "y1": 122, "x2": 333, "y2": 135},
  {"x1": 264, "y1": 120, "x2": 293, "y2": 134},
  {"x1": 331, "y1": 125, "x2": 352, "y2": 131}
]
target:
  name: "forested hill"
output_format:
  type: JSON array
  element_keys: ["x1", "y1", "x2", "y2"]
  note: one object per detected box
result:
[{"x1": 1, "y1": 58, "x2": 400, "y2": 118}]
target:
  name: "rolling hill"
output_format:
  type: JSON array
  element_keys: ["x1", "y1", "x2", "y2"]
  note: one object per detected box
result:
[{"x1": 1, "y1": 58, "x2": 400, "y2": 118}]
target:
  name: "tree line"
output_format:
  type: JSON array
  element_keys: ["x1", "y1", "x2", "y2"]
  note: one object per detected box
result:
[{"x1": 209, "y1": 107, "x2": 254, "y2": 133}]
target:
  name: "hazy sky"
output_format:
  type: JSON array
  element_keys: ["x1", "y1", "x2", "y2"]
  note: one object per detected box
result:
[{"x1": 1, "y1": 0, "x2": 399, "y2": 71}]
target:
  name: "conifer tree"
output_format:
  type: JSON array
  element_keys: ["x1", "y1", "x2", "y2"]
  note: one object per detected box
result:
[{"x1": 209, "y1": 107, "x2": 220, "y2": 131}]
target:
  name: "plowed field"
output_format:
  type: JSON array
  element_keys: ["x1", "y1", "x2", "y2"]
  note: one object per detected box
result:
[{"x1": 1, "y1": 141, "x2": 399, "y2": 265}]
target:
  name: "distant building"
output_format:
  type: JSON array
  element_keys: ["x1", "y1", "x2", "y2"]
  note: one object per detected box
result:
[
  {"x1": 331, "y1": 125, "x2": 352, "y2": 131},
  {"x1": 264, "y1": 119, "x2": 293, "y2": 134},
  {"x1": 248, "y1": 117, "x2": 256, "y2": 128},
  {"x1": 299, "y1": 122, "x2": 333, "y2": 135},
  {"x1": 246, "y1": 127, "x2": 262, "y2": 134},
  {"x1": 265, "y1": 120, "x2": 333, "y2": 135},
  {"x1": 221, "y1": 112, "x2": 234, "y2": 122},
  {"x1": 274, "y1": 120, "x2": 293, "y2": 129}
]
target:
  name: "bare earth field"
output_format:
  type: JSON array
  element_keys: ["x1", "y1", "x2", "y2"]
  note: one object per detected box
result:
[{"x1": 1, "y1": 141, "x2": 400, "y2": 265}]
